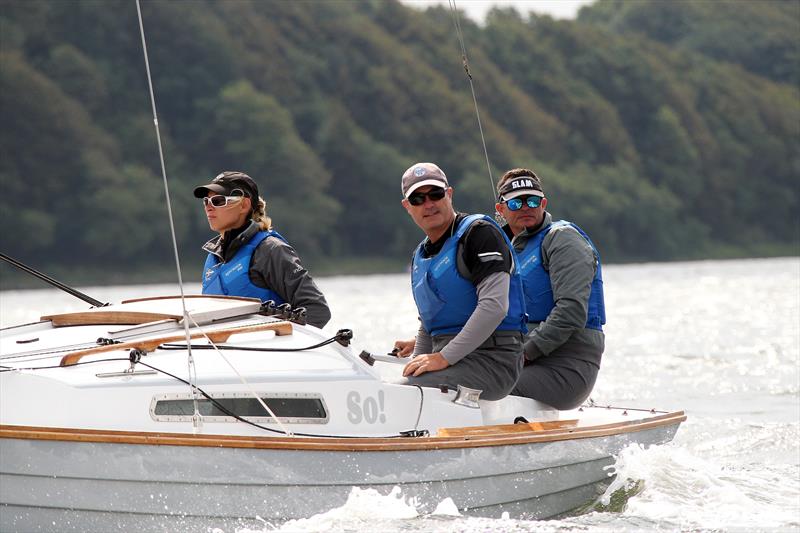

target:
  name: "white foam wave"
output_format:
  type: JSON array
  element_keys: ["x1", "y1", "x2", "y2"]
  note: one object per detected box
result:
[
  {"x1": 432, "y1": 497, "x2": 461, "y2": 516},
  {"x1": 255, "y1": 486, "x2": 418, "y2": 532},
  {"x1": 235, "y1": 487, "x2": 544, "y2": 533},
  {"x1": 600, "y1": 442, "x2": 800, "y2": 530}
]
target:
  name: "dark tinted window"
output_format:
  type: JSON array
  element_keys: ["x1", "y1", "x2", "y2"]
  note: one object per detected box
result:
[{"x1": 154, "y1": 397, "x2": 326, "y2": 419}]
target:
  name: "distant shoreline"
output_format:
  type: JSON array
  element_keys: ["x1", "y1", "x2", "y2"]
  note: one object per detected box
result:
[{"x1": 2, "y1": 253, "x2": 797, "y2": 291}]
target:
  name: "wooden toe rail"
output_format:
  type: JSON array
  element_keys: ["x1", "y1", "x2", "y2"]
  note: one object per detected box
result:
[
  {"x1": 436, "y1": 419, "x2": 579, "y2": 437},
  {"x1": 59, "y1": 321, "x2": 293, "y2": 367}
]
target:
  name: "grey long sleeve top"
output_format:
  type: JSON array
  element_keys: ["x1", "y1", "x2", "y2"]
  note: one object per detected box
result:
[{"x1": 510, "y1": 212, "x2": 601, "y2": 359}]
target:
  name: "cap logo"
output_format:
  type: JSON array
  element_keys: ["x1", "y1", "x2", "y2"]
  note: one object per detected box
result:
[
  {"x1": 511, "y1": 178, "x2": 536, "y2": 189},
  {"x1": 413, "y1": 167, "x2": 426, "y2": 177}
]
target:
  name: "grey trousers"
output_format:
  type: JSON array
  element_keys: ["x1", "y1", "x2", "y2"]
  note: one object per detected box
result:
[
  {"x1": 398, "y1": 331, "x2": 524, "y2": 401},
  {"x1": 511, "y1": 334, "x2": 603, "y2": 410}
]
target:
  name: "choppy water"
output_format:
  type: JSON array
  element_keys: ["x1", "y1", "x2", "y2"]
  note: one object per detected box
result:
[{"x1": 1, "y1": 257, "x2": 798, "y2": 532}]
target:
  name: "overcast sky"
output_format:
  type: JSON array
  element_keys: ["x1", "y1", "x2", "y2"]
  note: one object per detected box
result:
[{"x1": 401, "y1": 0, "x2": 596, "y2": 22}]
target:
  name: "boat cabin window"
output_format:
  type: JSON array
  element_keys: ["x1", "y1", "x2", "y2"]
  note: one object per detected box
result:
[{"x1": 150, "y1": 392, "x2": 328, "y2": 424}]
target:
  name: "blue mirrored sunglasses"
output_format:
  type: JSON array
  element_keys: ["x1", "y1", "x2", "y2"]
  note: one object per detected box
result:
[{"x1": 505, "y1": 195, "x2": 542, "y2": 211}]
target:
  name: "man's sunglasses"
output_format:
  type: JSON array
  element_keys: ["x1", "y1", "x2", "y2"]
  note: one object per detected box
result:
[
  {"x1": 504, "y1": 195, "x2": 543, "y2": 211},
  {"x1": 408, "y1": 188, "x2": 446, "y2": 206},
  {"x1": 203, "y1": 194, "x2": 244, "y2": 208}
]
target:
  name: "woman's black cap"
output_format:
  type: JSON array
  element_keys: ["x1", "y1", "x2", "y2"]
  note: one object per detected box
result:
[{"x1": 193, "y1": 171, "x2": 259, "y2": 199}]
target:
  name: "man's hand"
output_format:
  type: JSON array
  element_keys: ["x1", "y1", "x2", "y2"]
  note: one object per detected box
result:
[
  {"x1": 402, "y1": 352, "x2": 449, "y2": 377},
  {"x1": 393, "y1": 338, "x2": 416, "y2": 357}
]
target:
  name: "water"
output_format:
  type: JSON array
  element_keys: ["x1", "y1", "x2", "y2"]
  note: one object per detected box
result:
[{"x1": 1, "y1": 257, "x2": 798, "y2": 532}]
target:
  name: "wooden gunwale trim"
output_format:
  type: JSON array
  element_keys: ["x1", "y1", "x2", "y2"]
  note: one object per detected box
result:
[
  {"x1": 121, "y1": 295, "x2": 261, "y2": 304},
  {"x1": 59, "y1": 321, "x2": 293, "y2": 367},
  {"x1": 41, "y1": 295, "x2": 261, "y2": 327},
  {"x1": 42, "y1": 311, "x2": 181, "y2": 327},
  {"x1": 437, "y1": 418, "x2": 579, "y2": 436},
  {"x1": 0, "y1": 411, "x2": 686, "y2": 451}
]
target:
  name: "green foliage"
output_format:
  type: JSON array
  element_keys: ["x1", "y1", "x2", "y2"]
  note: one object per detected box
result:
[
  {"x1": 81, "y1": 164, "x2": 183, "y2": 260},
  {"x1": 193, "y1": 79, "x2": 340, "y2": 254},
  {"x1": 44, "y1": 44, "x2": 108, "y2": 113},
  {"x1": 0, "y1": 50, "x2": 116, "y2": 261},
  {"x1": 0, "y1": 0, "x2": 797, "y2": 284},
  {"x1": 315, "y1": 100, "x2": 413, "y2": 257},
  {"x1": 580, "y1": 0, "x2": 800, "y2": 85}
]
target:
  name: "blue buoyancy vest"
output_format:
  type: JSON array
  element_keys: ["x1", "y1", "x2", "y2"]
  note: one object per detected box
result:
[
  {"x1": 411, "y1": 214, "x2": 527, "y2": 336},
  {"x1": 516, "y1": 220, "x2": 606, "y2": 330},
  {"x1": 201, "y1": 230, "x2": 286, "y2": 303}
]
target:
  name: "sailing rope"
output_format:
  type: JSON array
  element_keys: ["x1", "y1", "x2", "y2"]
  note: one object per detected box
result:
[
  {"x1": 447, "y1": 0, "x2": 496, "y2": 199},
  {"x1": 134, "y1": 0, "x2": 202, "y2": 431}
]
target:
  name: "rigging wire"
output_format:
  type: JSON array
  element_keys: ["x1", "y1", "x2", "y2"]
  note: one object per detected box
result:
[
  {"x1": 158, "y1": 335, "x2": 343, "y2": 352},
  {"x1": 134, "y1": 0, "x2": 201, "y2": 429},
  {"x1": 0, "y1": 323, "x2": 319, "y2": 364},
  {"x1": 447, "y1": 0, "x2": 496, "y2": 199},
  {"x1": 0, "y1": 329, "x2": 350, "y2": 368},
  {"x1": 1, "y1": 342, "x2": 111, "y2": 361}
]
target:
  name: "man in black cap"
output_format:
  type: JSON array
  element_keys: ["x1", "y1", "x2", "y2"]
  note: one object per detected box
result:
[
  {"x1": 194, "y1": 171, "x2": 331, "y2": 328},
  {"x1": 495, "y1": 168, "x2": 606, "y2": 409},
  {"x1": 393, "y1": 162, "x2": 527, "y2": 401}
]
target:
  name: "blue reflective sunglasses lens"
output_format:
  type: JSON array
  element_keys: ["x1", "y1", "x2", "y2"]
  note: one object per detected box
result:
[{"x1": 505, "y1": 196, "x2": 542, "y2": 211}]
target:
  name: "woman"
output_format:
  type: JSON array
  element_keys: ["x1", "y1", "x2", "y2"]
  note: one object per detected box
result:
[{"x1": 194, "y1": 171, "x2": 331, "y2": 328}]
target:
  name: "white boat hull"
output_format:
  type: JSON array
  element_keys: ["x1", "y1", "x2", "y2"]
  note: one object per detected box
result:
[{"x1": 0, "y1": 413, "x2": 681, "y2": 531}]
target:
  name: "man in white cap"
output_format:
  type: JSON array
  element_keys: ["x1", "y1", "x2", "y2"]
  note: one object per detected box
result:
[
  {"x1": 495, "y1": 168, "x2": 606, "y2": 409},
  {"x1": 393, "y1": 162, "x2": 527, "y2": 401}
]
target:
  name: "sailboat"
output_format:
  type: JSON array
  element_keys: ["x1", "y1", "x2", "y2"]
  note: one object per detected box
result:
[
  {"x1": 0, "y1": 293, "x2": 684, "y2": 531},
  {"x1": 0, "y1": 2, "x2": 685, "y2": 531}
]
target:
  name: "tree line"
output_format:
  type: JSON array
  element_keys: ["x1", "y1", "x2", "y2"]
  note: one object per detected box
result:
[{"x1": 0, "y1": 0, "x2": 797, "y2": 286}]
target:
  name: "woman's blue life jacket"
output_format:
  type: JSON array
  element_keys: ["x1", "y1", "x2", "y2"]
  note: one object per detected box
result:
[
  {"x1": 201, "y1": 230, "x2": 286, "y2": 304},
  {"x1": 516, "y1": 220, "x2": 606, "y2": 330},
  {"x1": 411, "y1": 214, "x2": 528, "y2": 337}
]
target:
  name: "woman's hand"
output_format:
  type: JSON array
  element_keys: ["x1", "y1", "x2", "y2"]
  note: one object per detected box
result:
[{"x1": 402, "y1": 352, "x2": 449, "y2": 377}]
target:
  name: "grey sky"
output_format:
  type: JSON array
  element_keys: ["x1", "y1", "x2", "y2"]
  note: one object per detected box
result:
[{"x1": 401, "y1": 0, "x2": 596, "y2": 22}]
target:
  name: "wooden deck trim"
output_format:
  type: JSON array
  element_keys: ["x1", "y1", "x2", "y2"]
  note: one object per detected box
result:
[
  {"x1": 120, "y1": 295, "x2": 260, "y2": 304},
  {"x1": 0, "y1": 411, "x2": 686, "y2": 451},
  {"x1": 42, "y1": 310, "x2": 182, "y2": 327},
  {"x1": 436, "y1": 418, "x2": 579, "y2": 437},
  {"x1": 59, "y1": 321, "x2": 293, "y2": 367},
  {"x1": 42, "y1": 295, "x2": 262, "y2": 327}
]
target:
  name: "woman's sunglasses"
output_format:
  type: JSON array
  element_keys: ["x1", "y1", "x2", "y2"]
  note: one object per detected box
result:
[
  {"x1": 202, "y1": 194, "x2": 244, "y2": 208},
  {"x1": 504, "y1": 195, "x2": 543, "y2": 211},
  {"x1": 407, "y1": 188, "x2": 446, "y2": 206}
]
